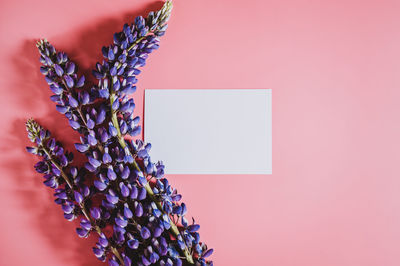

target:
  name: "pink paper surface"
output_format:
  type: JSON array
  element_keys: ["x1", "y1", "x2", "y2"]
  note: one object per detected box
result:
[{"x1": 1, "y1": 0, "x2": 400, "y2": 265}]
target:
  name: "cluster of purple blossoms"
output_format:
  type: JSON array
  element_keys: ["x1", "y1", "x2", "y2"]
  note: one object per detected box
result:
[{"x1": 26, "y1": 1, "x2": 213, "y2": 265}]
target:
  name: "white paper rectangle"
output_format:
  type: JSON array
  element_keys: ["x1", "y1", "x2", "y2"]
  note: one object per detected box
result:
[{"x1": 144, "y1": 89, "x2": 272, "y2": 174}]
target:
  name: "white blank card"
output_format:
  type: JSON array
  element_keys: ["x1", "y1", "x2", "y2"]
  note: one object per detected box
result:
[{"x1": 144, "y1": 89, "x2": 272, "y2": 174}]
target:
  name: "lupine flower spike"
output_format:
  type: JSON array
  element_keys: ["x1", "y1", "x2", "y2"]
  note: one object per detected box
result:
[{"x1": 26, "y1": 1, "x2": 213, "y2": 265}]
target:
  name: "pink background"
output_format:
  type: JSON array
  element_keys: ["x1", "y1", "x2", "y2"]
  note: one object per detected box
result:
[{"x1": 1, "y1": 0, "x2": 400, "y2": 265}]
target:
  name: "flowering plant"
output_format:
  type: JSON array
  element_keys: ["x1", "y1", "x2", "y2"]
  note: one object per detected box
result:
[{"x1": 25, "y1": 1, "x2": 213, "y2": 265}]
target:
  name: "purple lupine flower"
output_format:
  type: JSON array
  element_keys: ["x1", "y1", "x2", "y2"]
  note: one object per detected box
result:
[
  {"x1": 27, "y1": 1, "x2": 213, "y2": 265},
  {"x1": 25, "y1": 119, "x2": 121, "y2": 263}
]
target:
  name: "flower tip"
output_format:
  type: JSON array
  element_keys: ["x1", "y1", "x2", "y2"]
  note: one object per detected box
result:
[
  {"x1": 25, "y1": 119, "x2": 43, "y2": 142},
  {"x1": 36, "y1": 39, "x2": 48, "y2": 48}
]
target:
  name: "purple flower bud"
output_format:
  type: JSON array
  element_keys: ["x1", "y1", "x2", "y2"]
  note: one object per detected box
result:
[
  {"x1": 113, "y1": 80, "x2": 121, "y2": 91},
  {"x1": 40, "y1": 66, "x2": 48, "y2": 74},
  {"x1": 137, "y1": 187, "x2": 147, "y2": 200},
  {"x1": 85, "y1": 162, "x2": 96, "y2": 172},
  {"x1": 76, "y1": 227, "x2": 88, "y2": 238},
  {"x1": 130, "y1": 125, "x2": 141, "y2": 136},
  {"x1": 89, "y1": 156, "x2": 101, "y2": 168},
  {"x1": 171, "y1": 194, "x2": 182, "y2": 201},
  {"x1": 115, "y1": 216, "x2": 128, "y2": 227},
  {"x1": 99, "y1": 89, "x2": 109, "y2": 99},
  {"x1": 159, "y1": 247, "x2": 168, "y2": 257},
  {"x1": 121, "y1": 166, "x2": 130, "y2": 179},
  {"x1": 62, "y1": 203, "x2": 73, "y2": 213},
  {"x1": 163, "y1": 201, "x2": 172, "y2": 214},
  {"x1": 109, "y1": 124, "x2": 118, "y2": 137},
  {"x1": 96, "y1": 108, "x2": 106, "y2": 124},
  {"x1": 124, "y1": 255, "x2": 132, "y2": 266},
  {"x1": 92, "y1": 70, "x2": 104, "y2": 79},
  {"x1": 122, "y1": 84, "x2": 136, "y2": 95},
  {"x1": 90, "y1": 207, "x2": 101, "y2": 219},
  {"x1": 64, "y1": 213, "x2": 75, "y2": 221},
  {"x1": 142, "y1": 255, "x2": 151, "y2": 266},
  {"x1": 74, "y1": 143, "x2": 89, "y2": 152},
  {"x1": 107, "y1": 166, "x2": 117, "y2": 180},
  {"x1": 124, "y1": 154, "x2": 134, "y2": 164},
  {"x1": 79, "y1": 91, "x2": 89, "y2": 106},
  {"x1": 202, "y1": 248, "x2": 214, "y2": 258},
  {"x1": 80, "y1": 218, "x2": 92, "y2": 231},
  {"x1": 102, "y1": 200, "x2": 115, "y2": 209},
  {"x1": 134, "y1": 202, "x2": 143, "y2": 217},
  {"x1": 120, "y1": 121, "x2": 128, "y2": 134},
  {"x1": 174, "y1": 258, "x2": 182, "y2": 266},
  {"x1": 75, "y1": 76, "x2": 85, "y2": 88},
  {"x1": 113, "y1": 224, "x2": 125, "y2": 238},
  {"x1": 172, "y1": 205, "x2": 182, "y2": 215},
  {"x1": 66, "y1": 62, "x2": 75, "y2": 75},
  {"x1": 100, "y1": 129, "x2": 109, "y2": 143},
  {"x1": 153, "y1": 226, "x2": 163, "y2": 238},
  {"x1": 50, "y1": 84, "x2": 63, "y2": 95},
  {"x1": 45, "y1": 75, "x2": 54, "y2": 84},
  {"x1": 93, "y1": 247, "x2": 104, "y2": 258},
  {"x1": 138, "y1": 175, "x2": 147, "y2": 186},
  {"x1": 94, "y1": 180, "x2": 107, "y2": 191},
  {"x1": 123, "y1": 203, "x2": 133, "y2": 218},
  {"x1": 87, "y1": 134, "x2": 97, "y2": 146},
  {"x1": 68, "y1": 95, "x2": 79, "y2": 108},
  {"x1": 130, "y1": 185, "x2": 138, "y2": 199},
  {"x1": 128, "y1": 239, "x2": 139, "y2": 249},
  {"x1": 69, "y1": 119, "x2": 80, "y2": 130},
  {"x1": 112, "y1": 99, "x2": 119, "y2": 110},
  {"x1": 150, "y1": 252, "x2": 159, "y2": 264},
  {"x1": 55, "y1": 52, "x2": 62, "y2": 64},
  {"x1": 103, "y1": 152, "x2": 112, "y2": 164},
  {"x1": 44, "y1": 177, "x2": 57, "y2": 188},
  {"x1": 181, "y1": 216, "x2": 188, "y2": 228},
  {"x1": 119, "y1": 182, "x2": 130, "y2": 197},
  {"x1": 145, "y1": 143, "x2": 151, "y2": 150},
  {"x1": 55, "y1": 191, "x2": 67, "y2": 199},
  {"x1": 110, "y1": 66, "x2": 117, "y2": 76},
  {"x1": 106, "y1": 194, "x2": 119, "y2": 204},
  {"x1": 118, "y1": 54, "x2": 126, "y2": 63},
  {"x1": 99, "y1": 233, "x2": 109, "y2": 247},
  {"x1": 153, "y1": 208, "x2": 162, "y2": 218},
  {"x1": 26, "y1": 146, "x2": 38, "y2": 154},
  {"x1": 187, "y1": 224, "x2": 200, "y2": 233},
  {"x1": 59, "y1": 154, "x2": 68, "y2": 167},
  {"x1": 126, "y1": 76, "x2": 137, "y2": 84},
  {"x1": 108, "y1": 258, "x2": 119, "y2": 266},
  {"x1": 101, "y1": 46, "x2": 108, "y2": 58},
  {"x1": 54, "y1": 64, "x2": 64, "y2": 76},
  {"x1": 146, "y1": 162, "x2": 154, "y2": 174},
  {"x1": 52, "y1": 166, "x2": 61, "y2": 176},
  {"x1": 56, "y1": 105, "x2": 69, "y2": 114},
  {"x1": 108, "y1": 48, "x2": 115, "y2": 61},
  {"x1": 64, "y1": 75, "x2": 74, "y2": 88},
  {"x1": 162, "y1": 214, "x2": 171, "y2": 230},
  {"x1": 177, "y1": 239, "x2": 185, "y2": 250},
  {"x1": 81, "y1": 185, "x2": 90, "y2": 197},
  {"x1": 74, "y1": 191, "x2": 83, "y2": 204},
  {"x1": 50, "y1": 95, "x2": 62, "y2": 103},
  {"x1": 137, "y1": 148, "x2": 148, "y2": 159},
  {"x1": 181, "y1": 203, "x2": 187, "y2": 216},
  {"x1": 194, "y1": 243, "x2": 202, "y2": 255},
  {"x1": 87, "y1": 118, "x2": 95, "y2": 129}
]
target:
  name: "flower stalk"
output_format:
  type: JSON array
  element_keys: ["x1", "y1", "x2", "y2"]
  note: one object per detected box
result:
[
  {"x1": 26, "y1": 1, "x2": 213, "y2": 265},
  {"x1": 26, "y1": 119, "x2": 125, "y2": 264}
]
